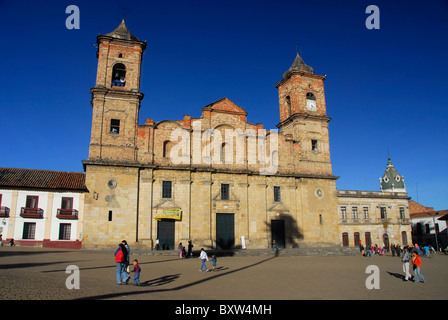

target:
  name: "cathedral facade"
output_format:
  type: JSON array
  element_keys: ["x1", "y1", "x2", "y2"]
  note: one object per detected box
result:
[{"x1": 82, "y1": 21, "x2": 411, "y2": 250}]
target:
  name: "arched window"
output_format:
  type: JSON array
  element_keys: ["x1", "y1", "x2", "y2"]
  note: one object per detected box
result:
[
  {"x1": 382, "y1": 233, "x2": 390, "y2": 249},
  {"x1": 401, "y1": 231, "x2": 408, "y2": 246},
  {"x1": 220, "y1": 142, "x2": 229, "y2": 164},
  {"x1": 365, "y1": 232, "x2": 372, "y2": 246},
  {"x1": 111, "y1": 63, "x2": 126, "y2": 87},
  {"x1": 306, "y1": 92, "x2": 316, "y2": 100},
  {"x1": 415, "y1": 223, "x2": 423, "y2": 235},
  {"x1": 286, "y1": 95, "x2": 291, "y2": 116},
  {"x1": 163, "y1": 140, "x2": 172, "y2": 158},
  {"x1": 342, "y1": 232, "x2": 349, "y2": 247},
  {"x1": 354, "y1": 232, "x2": 360, "y2": 246}
]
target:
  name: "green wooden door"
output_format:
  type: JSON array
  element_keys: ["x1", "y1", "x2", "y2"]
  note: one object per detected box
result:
[{"x1": 216, "y1": 213, "x2": 235, "y2": 250}]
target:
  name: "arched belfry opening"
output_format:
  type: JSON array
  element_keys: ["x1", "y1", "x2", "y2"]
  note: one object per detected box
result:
[
  {"x1": 111, "y1": 63, "x2": 126, "y2": 87},
  {"x1": 306, "y1": 92, "x2": 316, "y2": 100}
]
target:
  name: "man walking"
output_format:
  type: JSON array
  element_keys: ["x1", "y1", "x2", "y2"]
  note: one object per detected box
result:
[{"x1": 401, "y1": 246, "x2": 411, "y2": 281}]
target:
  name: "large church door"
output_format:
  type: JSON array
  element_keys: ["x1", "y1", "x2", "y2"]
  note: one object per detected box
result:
[
  {"x1": 271, "y1": 220, "x2": 285, "y2": 248},
  {"x1": 383, "y1": 233, "x2": 390, "y2": 250},
  {"x1": 216, "y1": 213, "x2": 235, "y2": 250},
  {"x1": 157, "y1": 219, "x2": 175, "y2": 250}
]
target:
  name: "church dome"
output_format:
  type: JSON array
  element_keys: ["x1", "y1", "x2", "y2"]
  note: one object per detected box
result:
[{"x1": 380, "y1": 158, "x2": 406, "y2": 192}]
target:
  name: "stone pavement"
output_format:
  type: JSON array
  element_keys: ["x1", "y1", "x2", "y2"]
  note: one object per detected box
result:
[{"x1": 0, "y1": 246, "x2": 447, "y2": 301}]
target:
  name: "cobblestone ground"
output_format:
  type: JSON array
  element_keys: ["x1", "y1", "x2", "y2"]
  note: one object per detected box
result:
[{"x1": 0, "y1": 246, "x2": 447, "y2": 300}]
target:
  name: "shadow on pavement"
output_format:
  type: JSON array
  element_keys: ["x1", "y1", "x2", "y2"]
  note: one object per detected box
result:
[
  {"x1": 141, "y1": 274, "x2": 180, "y2": 287},
  {"x1": 76, "y1": 255, "x2": 277, "y2": 300},
  {"x1": 0, "y1": 261, "x2": 75, "y2": 270},
  {"x1": 42, "y1": 258, "x2": 184, "y2": 273},
  {"x1": 386, "y1": 271, "x2": 406, "y2": 281}
]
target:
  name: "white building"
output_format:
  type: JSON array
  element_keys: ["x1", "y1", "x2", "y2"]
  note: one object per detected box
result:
[
  {"x1": 0, "y1": 168, "x2": 86, "y2": 248},
  {"x1": 337, "y1": 158, "x2": 412, "y2": 248},
  {"x1": 411, "y1": 209, "x2": 448, "y2": 251}
]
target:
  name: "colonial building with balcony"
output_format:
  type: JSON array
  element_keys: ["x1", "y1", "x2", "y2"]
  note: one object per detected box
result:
[
  {"x1": 0, "y1": 168, "x2": 87, "y2": 248},
  {"x1": 337, "y1": 158, "x2": 412, "y2": 249}
]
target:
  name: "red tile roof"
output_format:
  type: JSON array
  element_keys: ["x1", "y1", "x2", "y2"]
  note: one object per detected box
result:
[
  {"x1": 0, "y1": 167, "x2": 87, "y2": 192},
  {"x1": 410, "y1": 210, "x2": 448, "y2": 219}
]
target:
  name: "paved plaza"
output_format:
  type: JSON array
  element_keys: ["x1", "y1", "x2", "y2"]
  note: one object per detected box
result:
[{"x1": 0, "y1": 246, "x2": 447, "y2": 301}]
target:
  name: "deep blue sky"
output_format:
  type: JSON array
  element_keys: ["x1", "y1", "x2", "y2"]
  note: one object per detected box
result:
[{"x1": 1, "y1": 0, "x2": 447, "y2": 210}]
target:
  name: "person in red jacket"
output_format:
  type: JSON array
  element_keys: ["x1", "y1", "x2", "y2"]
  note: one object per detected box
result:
[
  {"x1": 411, "y1": 251, "x2": 426, "y2": 283},
  {"x1": 115, "y1": 243, "x2": 130, "y2": 285}
]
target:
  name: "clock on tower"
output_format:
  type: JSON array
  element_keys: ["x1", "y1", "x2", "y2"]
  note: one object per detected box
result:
[{"x1": 306, "y1": 92, "x2": 317, "y2": 111}]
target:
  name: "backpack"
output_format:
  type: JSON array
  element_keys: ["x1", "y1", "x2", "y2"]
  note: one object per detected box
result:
[{"x1": 115, "y1": 248, "x2": 124, "y2": 262}]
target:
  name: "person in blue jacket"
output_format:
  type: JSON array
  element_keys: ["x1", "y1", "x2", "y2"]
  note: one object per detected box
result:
[{"x1": 132, "y1": 259, "x2": 141, "y2": 286}]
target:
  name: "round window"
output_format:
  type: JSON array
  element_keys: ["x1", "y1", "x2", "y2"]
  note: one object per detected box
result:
[{"x1": 107, "y1": 180, "x2": 117, "y2": 189}]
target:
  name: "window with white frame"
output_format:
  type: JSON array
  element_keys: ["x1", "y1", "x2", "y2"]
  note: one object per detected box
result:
[{"x1": 341, "y1": 206, "x2": 347, "y2": 219}]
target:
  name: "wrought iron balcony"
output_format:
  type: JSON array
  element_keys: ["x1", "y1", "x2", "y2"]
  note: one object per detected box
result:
[
  {"x1": 57, "y1": 208, "x2": 79, "y2": 220},
  {"x1": 0, "y1": 206, "x2": 9, "y2": 217},
  {"x1": 20, "y1": 207, "x2": 44, "y2": 218}
]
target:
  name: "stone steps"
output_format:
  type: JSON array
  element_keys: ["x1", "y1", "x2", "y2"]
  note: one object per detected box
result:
[{"x1": 130, "y1": 246, "x2": 359, "y2": 257}]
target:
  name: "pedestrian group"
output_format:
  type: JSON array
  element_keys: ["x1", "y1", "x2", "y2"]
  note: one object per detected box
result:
[
  {"x1": 360, "y1": 242, "x2": 427, "y2": 283},
  {"x1": 115, "y1": 240, "x2": 141, "y2": 286},
  {"x1": 113, "y1": 240, "x2": 218, "y2": 286}
]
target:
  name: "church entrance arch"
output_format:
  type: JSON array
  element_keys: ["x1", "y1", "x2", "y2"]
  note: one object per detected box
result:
[
  {"x1": 271, "y1": 220, "x2": 285, "y2": 249},
  {"x1": 382, "y1": 233, "x2": 390, "y2": 250}
]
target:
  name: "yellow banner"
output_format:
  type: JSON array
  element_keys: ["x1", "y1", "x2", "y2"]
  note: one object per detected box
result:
[{"x1": 154, "y1": 209, "x2": 182, "y2": 221}]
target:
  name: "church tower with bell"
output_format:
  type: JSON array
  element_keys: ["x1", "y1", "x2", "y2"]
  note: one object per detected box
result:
[
  {"x1": 88, "y1": 19, "x2": 147, "y2": 163},
  {"x1": 275, "y1": 52, "x2": 333, "y2": 176},
  {"x1": 83, "y1": 20, "x2": 147, "y2": 248}
]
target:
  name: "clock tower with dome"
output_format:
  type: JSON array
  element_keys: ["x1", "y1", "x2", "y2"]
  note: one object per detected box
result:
[{"x1": 380, "y1": 157, "x2": 406, "y2": 192}]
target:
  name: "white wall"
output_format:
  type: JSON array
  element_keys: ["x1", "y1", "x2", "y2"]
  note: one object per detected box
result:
[
  {"x1": 0, "y1": 189, "x2": 13, "y2": 239},
  {"x1": 0, "y1": 189, "x2": 83, "y2": 242},
  {"x1": 50, "y1": 192, "x2": 81, "y2": 241},
  {"x1": 14, "y1": 190, "x2": 48, "y2": 240}
]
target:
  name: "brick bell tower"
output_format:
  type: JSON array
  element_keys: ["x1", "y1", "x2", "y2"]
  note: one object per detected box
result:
[
  {"x1": 88, "y1": 20, "x2": 147, "y2": 163},
  {"x1": 82, "y1": 21, "x2": 147, "y2": 249},
  {"x1": 275, "y1": 52, "x2": 333, "y2": 175}
]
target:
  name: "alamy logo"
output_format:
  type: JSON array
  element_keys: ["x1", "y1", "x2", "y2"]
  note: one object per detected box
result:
[
  {"x1": 65, "y1": 5, "x2": 80, "y2": 30},
  {"x1": 65, "y1": 265, "x2": 80, "y2": 289},
  {"x1": 365, "y1": 265, "x2": 380, "y2": 289},
  {"x1": 168, "y1": 121, "x2": 279, "y2": 175},
  {"x1": 365, "y1": 5, "x2": 380, "y2": 30}
]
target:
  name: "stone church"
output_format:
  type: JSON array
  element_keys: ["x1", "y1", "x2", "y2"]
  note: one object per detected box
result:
[{"x1": 82, "y1": 21, "x2": 412, "y2": 250}]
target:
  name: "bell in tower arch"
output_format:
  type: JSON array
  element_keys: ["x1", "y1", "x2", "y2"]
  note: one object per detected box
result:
[{"x1": 111, "y1": 63, "x2": 126, "y2": 87}]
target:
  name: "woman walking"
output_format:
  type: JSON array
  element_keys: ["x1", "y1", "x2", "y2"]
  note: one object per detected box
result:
[
  {"x1": 411, "y1": 251, "x2": 426, "y2": 283},
  {"x1": 199, "y1": 248, "x2": 209, "y2": 272},
  {"x1": 115, "y1": 243, "x2": 130, "y2": 285}
]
